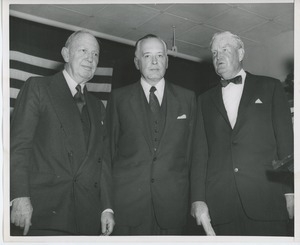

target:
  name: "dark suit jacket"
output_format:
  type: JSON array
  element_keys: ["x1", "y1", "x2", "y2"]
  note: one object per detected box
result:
[
  {"x1": 106, "y1": 81, "x2": 196, "y2": 229},
  {"x1": 191, "y1": 72, "x2": 293, "y2": 225},
  {"x1": 10, "y1": 72, "x2": 112, "y2": 235}
]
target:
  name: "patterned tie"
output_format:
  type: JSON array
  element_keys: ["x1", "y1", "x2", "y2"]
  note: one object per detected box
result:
[
  {"x1": 220, "y1": 75, "x2": 242, "y2": 87},
  {"x1": 74, "y1": 85, "x2": 86, "y2": 113},
  {"x1": 149, "y1": 86, "x2": 160, "y2": 115}
]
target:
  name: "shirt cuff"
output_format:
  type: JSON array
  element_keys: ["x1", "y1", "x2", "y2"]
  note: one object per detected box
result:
[
  {"x1": 284, "y1": 193, "x2": 294, "y2": 196},
  {"x1": 102, "y1": 208, "x2": 114, "y2": 214},
  {"x1": 10, "y1": 197, "x2": 30, "y2": 206}
]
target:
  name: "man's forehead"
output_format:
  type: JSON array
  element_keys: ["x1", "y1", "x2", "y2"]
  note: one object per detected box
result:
[
  {"x1": 212, "y1": 35, "x2": 234, "y2": 48},
  {"x1": 72, "y1": 33, "x2": 98, "y2": 47}
]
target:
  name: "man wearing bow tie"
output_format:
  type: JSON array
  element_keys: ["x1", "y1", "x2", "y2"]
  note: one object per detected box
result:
[
  {"x1": 10, "y1": 30, "x2": 114, "y2": 236},
  {"x1": 190, "y1": 31, "x2": 293, "y2": 235},
  {"x1": 106, "y1": 34, "x2": 196, "y2": 235}
]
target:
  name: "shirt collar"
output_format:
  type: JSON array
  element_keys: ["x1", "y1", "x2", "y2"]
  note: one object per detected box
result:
[
  {"x1": 63, "y1": 69, "x2": 85, "y2": 96},
  {"x1": 140, "y1": 77, "x2": 165, "y2": 105},
  {"x1": 236, "y1": 69, "x2": 246, "y2": 84},
  {"x1": 221, "y1": 69, "x2": 246, "y2": 89}
]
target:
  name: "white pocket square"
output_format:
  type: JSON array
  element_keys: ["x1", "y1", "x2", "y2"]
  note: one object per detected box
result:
[
  {"x1": 255, "y1": 99, "x2": 263, "y2": 104},
  {"x1": 177, "y1": 114, "x2": 187, "y2": 119},
  {"x1": 100, "y1": 120, "x2": 104, "y2": 125}
]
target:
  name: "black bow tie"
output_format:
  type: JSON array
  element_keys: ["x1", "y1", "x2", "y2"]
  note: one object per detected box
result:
[{"x1": 220, "y1": 75, "x2": 242, "y2": 87}]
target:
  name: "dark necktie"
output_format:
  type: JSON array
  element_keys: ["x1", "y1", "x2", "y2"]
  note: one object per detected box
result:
[
  {"x1": 74, "y1": 85, "x2": 86, "y2": 113},
  {"x1": 149, "y1": 86, "x2": 160, "y2": 115},
  {"x1": 220, "y1": 75, "x2": 242, "y2": 87},
  {"x1": 74, "y1": 85, "x2": 90, "y2": 146}
]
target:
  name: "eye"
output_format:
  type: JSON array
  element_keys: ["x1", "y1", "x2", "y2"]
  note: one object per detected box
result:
[
  {"x1": 144, "y1": 54, "x2": 151, "y2": 58},
  {"x1": 93, "y1": 52, "x2": 99, "y2": 57},
  {"x1": 212, "y1": 51, "x2": 217, "y2": 56},
  {"x1": 80, "y1": 49, "x2": 87, "y2": 53}
]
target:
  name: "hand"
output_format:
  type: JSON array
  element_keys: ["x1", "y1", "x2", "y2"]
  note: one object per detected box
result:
[
  {"x1": 285, "y1": 194, "x2": 294, "y2": 219},
  {"x1": 11, "y1": 197, "x2": 33, "y2": 235},
  {"x1": 191, "y1": 201, "x2": 216, "y2": 236},
  {"x1": 100, "y1": 211, "x2": 115, "y2": 235}
]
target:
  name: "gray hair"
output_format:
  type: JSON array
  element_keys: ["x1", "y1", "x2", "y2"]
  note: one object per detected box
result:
[
  {"x1": 210, "y1": 31, "x2": 244, "y2": 50},
  {"x1": 64, "y1": 30, "x2": 100, "y2": 49},
  {"x1": 135, "y1": 34, "x2": 168, "y2": 57}
]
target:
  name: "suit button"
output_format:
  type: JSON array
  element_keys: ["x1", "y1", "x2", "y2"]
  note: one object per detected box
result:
[
  {"x1": 98, "y1": 158, "x2": 102, "y2": 163},
  {"x1": 232, "y1": 141, "x2": 237, "y2": 145},
  {"x1": 153, "y1": 157, "x2": 157, "y2": 161},
  {"x1": 234, "y1": 168, "x2": 239, "y2": 172},
  {"x1": 151, "y1": 178, "x2": 155, "y2": 183}
]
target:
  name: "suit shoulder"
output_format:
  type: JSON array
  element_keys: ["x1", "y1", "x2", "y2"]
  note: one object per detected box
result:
[
  {"x1": 170, "y1": 83, "x2": 195, "y2": 98},
  {"x1": 197, "y1": 84, "x2": 218, "y2": 101},
  {"x1": 111, "y1": 83, "x2": 137, "y2": 96},
  {"x1": 25, "y1": 72, "x2": 61, "y2": 87},
  {"x1": 247, "y1": 72, "x2": 280, "y2": 85}
]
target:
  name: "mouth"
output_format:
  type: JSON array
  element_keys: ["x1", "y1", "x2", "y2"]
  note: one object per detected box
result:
[
  {"x1": 150, "y1": 68, "x2": 160, "y2": 71},
  {"x1": 82, "y1": 65, "x2": 93, "y2": 71}
]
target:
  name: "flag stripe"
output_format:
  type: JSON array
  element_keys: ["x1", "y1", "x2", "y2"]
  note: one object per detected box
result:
[
  {"x1": 10, "y1": 68, "x2": 42, "y2": 82},
  {"x1": 86, "y1": 83, "x2": 111, "y2": 93},
  {"x1": 10, "y1": 78, "x2": 25, "y2": 89},
  {"x1": 10, "y1": 50, "x2": 63, "y2": 69},
  {"x1": 10, "y1": 60, "x2": 59, "y2": 77},
  {"x1": 10, "y1": 87, "x2": 20, "y2": 100}
]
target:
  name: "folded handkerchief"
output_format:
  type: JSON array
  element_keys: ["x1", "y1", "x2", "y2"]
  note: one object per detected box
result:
[
  {"x1": 177, "y1": 114, "x2": 187, "y2": 119},
  {"x1": 101, "y1": 121, "x2": 104, "y2": 125},
  {"x1": 255, "y1": 99, "x2": 263, "y2": 104}
]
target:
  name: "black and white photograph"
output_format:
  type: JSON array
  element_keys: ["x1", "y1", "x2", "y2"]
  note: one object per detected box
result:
[{"x1": 1, "y1": 0, "x2": 299, "y2": 244}]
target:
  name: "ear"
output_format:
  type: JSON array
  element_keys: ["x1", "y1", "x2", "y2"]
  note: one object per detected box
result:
[
  {"x1": 134, "y1": 57, "x2": 140, "y2": 70},
  {"x1": 238, "y1": 48, "x2": 245, "y2": 62},
  {"x1": 61, "y1": 47, "x2": 70, "y2": 63},
  {"x1": 165, "y1": 56, "x2": 169, "y2": 70}
]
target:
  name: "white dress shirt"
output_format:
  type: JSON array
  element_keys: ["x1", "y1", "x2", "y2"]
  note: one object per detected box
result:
[
  {"x1": 222, "y1": 69, "x2": 246, "y2": 128},
  {"x1": 63, "y1": 69, "x2": 85, "y2": 95},
  {"x1": 140, "y1": 77, "x2": 165, "y2": 105}
]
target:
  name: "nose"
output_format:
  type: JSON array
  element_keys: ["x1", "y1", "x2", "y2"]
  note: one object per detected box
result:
[
  {"x1": 151, "y1": 56, "x2": 158, "y2": 64},
  {"x1": 86, "y1": 52, "x2": 93, "y2": 62}
]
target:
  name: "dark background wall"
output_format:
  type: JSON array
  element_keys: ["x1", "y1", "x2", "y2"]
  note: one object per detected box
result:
[{"x1": 9, "y1": 15, "x2": 219, "y2": 108}]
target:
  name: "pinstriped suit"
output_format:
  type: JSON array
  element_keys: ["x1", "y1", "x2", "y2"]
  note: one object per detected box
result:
[
  {"x1": 107, "y1": 81, "x2": 196, "y2": 232},
  {"x1": 10, "y1": 71, "x2": 112, "y2": 235}
]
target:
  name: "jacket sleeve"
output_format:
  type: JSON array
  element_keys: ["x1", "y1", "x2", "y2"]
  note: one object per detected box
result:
[
  {"x1": 190, "y1": 95, "x2": 209, "y2": 203},
  {"x1": 10, "y1": 77, "x2": 41, "y2": 200},
  {"x1": 272, "y1": 79, "x2": 294, "y2": 193}
]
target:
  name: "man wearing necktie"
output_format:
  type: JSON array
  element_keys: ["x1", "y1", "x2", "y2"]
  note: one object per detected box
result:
[
  {"x1": 10, "y1": 30, "x2": 115, "y2": 235},
  {"x1": 190, "y1": 31, "x2": 294, "y2": 235},
  {"x1": 106, "y1": 34, "x2": 196, "y2": 235}
]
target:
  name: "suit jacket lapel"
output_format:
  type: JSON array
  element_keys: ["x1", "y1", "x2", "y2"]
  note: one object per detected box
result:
[
  {"x1": 234, "y1": 72, "x2": 257, "y2": 131},
  {"x1": 47, "y1": 72, "x2": 86, "y2": 170},
  {"x1": 129, "y1": 82, "x2": 153, "y2": 152},
  {"x1": 75, "y1": 92, "x2": 102, "y2": 174},
  {"x1": 210, "y1": 84, "x2": 231, "y2": 128},
  {"x1": 157, "y1": 82, "x2": 181, "y2": 153}
]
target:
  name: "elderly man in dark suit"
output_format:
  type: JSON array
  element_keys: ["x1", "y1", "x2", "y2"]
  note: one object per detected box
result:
[
  {"x1": 107, "y1": 34, "x2": 196, "y2": 235},
  {"x1": 10, "y1": 30, "x2": 115, "y2": 236},
  {"x1": 191, "y1": 31, "x2": 294, "y2": 236}
]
